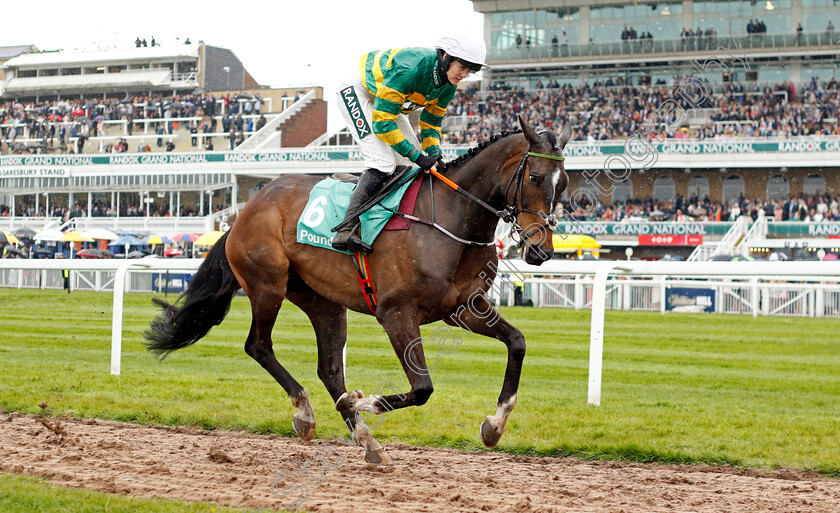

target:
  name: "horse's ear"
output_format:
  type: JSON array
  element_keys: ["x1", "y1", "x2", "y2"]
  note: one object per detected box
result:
[
  {"x1": 558, "y1": 125, "x2": 572, "y2": 149},
  {"x1": 518, "y1": 115, "x2": 539, "y2": 146}
]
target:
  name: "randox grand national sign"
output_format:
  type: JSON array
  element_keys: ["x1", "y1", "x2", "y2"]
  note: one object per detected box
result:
[
  {"x1": 556, "y1": 222, "x2": 840, "y2": 238},
  {"x1": 556, "y1": 222, "x2": 733, "y2": 236},
  {"x1": 2, "y1": 138, "x2": 839, "y2": 168}
]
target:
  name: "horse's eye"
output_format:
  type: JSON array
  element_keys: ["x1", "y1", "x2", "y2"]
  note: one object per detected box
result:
[{"x1": 529, "y1": 174, "x2": 542, "y2": 186}]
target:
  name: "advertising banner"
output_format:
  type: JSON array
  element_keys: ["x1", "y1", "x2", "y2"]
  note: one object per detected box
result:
[{"x1": 666, "y1": 287, "x2": 716, "y2": 313}]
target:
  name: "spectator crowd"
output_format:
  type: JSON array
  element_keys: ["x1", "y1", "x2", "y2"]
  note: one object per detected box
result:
[
  {"x1": 565, "y1": 192, "x2": 840, "y2": 223},
  {"x1": 4, "y1": 77, "x2": 839, "y2": 155},
  {"x1": 5, "y1": 192, "x2": 834, "y2": 224},
  {"x1": 444, "y1": 76, "x2": 840, "y2": 145},
  {"x1": 0, "y1": 92, "x2": 265, "y2": 154},
  {"x1": 0, "y1": 199, "x2": 230, "y2": 219}
]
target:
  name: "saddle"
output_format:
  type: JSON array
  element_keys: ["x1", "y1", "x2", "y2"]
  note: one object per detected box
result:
[
  {"x1": 297, "y1": 166, "x2": 423, "y2": 254},
  {"x1": 331, "y1": 165, "x2": 413, "y2": 187},
  {"x1": 331, "y1": 173, "x2": 360, "y2": 184}
]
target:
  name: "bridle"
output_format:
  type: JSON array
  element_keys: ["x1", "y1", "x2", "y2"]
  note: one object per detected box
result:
[
  {"x1": 416, "y1": 136, "x2": 566, "y2": 248},
  {"x1": 502, "y1": 147, "x2": 566, "y2": 248}
]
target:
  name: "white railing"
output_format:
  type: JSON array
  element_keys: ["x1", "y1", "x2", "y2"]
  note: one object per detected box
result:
[
  {"x1": 0, "y1": 217, "x2": 61, "y2": 231},
  {"x1": 65, "y1": 216, "x2": 212, "y2": 234},
  {"x1": 687, "y1": 244, "x2": 716, "y2": 262},
  {"x1": 208, "y1": 202, "x2": 245, "y2": 231},
  {"x1": 509, "y1": 275, "x2": 840, "y2": 318},
  {"x1": 0, "y1": 258, "x2": 203, "y2": 376},
  {"x1": 170, "y1": 71, "x2": 197, "y2": 82},
  {"x1": 491, "y1": 259, "x2": 840, "y2": 406},
  {"x1": 0, "y1": 217, "x2": 214, "y2": 236},
  {"x1": 686, "y1": 214, "x2": 748, "y2": 261},
  {"x1": 234, "y1": 89, "x2": 317, "y2": 152},
  {"x1": 2, "y1": 258, "x2": 839, "y2": 399},
  {"x1": 711, "y1": 215, "x2": 751, "y2": 258},
  {"x1": 735, "y1": 209, "x2": 768, "y2": 255}
]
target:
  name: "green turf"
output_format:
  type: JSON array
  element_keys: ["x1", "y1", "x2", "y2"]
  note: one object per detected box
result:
[
  {"x1": 0, "y1": 472, "x2": 284, "y2": 513},
  {"x1": 0, "y1": 289, "x2": 838, "y2": 476}
]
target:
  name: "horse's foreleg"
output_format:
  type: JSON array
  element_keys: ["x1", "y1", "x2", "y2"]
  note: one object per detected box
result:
[
  {"x1": 287, "y1": 285, "x2": 389, "y2": 464},
  {"x1": 445, "y1": 295, "x2": 525, "y2": 448}
]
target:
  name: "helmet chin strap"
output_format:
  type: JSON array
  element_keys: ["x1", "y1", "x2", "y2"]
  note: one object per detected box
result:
[{"x1": 436, "y1": 48, "x2": 453, "y2": 75}]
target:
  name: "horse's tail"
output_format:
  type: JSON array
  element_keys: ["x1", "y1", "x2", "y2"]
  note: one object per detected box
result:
[{"x1": 144, "y1": 232, "x2": 240, "y2": 357}]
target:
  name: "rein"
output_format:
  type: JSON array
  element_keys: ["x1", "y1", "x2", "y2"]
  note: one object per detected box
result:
[
  {"x1": 424, "y1": 147, "x2": 565, "y2": 247},
  {"x1": 352, "y1": 144, "x2": 566, "y2": 311},
  {"x1": 383, "y1": 173, "x2": 497, "y2": 247}
]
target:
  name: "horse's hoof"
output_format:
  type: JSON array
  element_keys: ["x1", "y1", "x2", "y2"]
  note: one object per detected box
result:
[
  {"x1": 335, "y1": 392, "x2": 353, "y2": 412},
  {"x1": 364, "y1": 446, "x2": 392, "y2": 465},
  {"x1": 480, "y1": 416, "x2": 502, "y2": 448},
  {"x1": 292, "y1": 413, "x2": 315, "y2": 441},
  {"x1": 335, "y1": 390, "x2": 366, "y2": 413}
]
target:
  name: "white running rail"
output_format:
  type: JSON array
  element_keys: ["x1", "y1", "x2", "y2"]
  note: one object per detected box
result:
[
  {"x1": 495, "y1": 259, "x2": 840, "y2": 406},
  {"x1": 0, "y1": 258, "x2": 203, "y2": 376}
]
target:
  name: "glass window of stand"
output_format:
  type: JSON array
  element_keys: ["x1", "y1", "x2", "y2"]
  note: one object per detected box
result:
[{"x1": 589, "y1": 2, "x2": 682, "y2": 43}]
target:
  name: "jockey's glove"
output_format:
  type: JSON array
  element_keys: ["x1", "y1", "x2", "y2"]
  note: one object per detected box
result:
[{"x1": 415, "y1": 153, "x2": 442, "y2": 171}]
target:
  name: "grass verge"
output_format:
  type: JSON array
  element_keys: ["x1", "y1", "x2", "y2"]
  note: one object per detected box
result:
[{"x1": 0, "y1": 289, "x2": 838, "y2": 475}]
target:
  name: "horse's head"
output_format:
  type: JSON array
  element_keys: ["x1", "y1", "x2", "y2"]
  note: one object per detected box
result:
[{"x1": 506, "y1": 116, "x2": 571, "y2": 265}]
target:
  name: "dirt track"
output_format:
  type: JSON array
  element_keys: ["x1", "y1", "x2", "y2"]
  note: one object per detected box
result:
[{"x1": 1, "y1": 414, "x2": 839, "y2": 513}]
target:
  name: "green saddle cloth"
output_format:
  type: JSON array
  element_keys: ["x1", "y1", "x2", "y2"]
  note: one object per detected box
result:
[{"x1": 296, "y1": 172, "x2": 418, "y2": 253}]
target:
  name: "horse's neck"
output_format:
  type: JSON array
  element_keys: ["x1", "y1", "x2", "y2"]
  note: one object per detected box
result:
[
  {"x1": 444, "y1": 137, "x2": 523, "y2": 212},
  {"x1": 421, "y1": 137, "x2": 522, "y2": 240}
]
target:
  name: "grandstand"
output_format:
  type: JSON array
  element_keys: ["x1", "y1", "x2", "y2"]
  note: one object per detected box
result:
[
  {"x1": 0, "y1": 41, "x2": 327, "y2": 156},
  {"x1": 0, "y1": 1, "x2": 838, "y2": 262},
  {"x1": 460, "y1": 0, "x2": 840, "y2": 260}
]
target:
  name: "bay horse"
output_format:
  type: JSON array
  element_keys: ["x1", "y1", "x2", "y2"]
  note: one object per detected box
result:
[{"x1": 145, "y1": 116, "x2": 571, "y2": 463}]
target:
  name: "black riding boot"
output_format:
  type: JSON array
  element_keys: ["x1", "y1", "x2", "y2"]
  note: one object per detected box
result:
[{"x1": 331, "y1": 168, "x2": 389, "y2": 253}]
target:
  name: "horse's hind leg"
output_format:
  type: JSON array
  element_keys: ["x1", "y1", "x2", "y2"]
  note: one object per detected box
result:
[
  {"x1": 241, "y1": 271, "x2": 316, "y2": 441},
  {"x1": 335, "y1": 307, "x2": 433, "y2": 413},
  {"x1": 286, "y1": 280, "x2": 389, "y2": 464}
]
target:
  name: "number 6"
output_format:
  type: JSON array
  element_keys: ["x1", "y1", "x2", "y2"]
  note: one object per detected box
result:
[{"x1": 303, "y1": 195, "x2": 328, "y2": 228}]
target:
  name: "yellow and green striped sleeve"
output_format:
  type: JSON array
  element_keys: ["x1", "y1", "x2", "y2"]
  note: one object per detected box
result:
[
  {"x1": 371, "y1": 92, "x2": 418, "y2": 160},
  {"x1": 419, "y1": 89, "x2": 454, "y2": 156},
  {"x1": 359, "y1": 49, "x2": 417, "y2": 160}
]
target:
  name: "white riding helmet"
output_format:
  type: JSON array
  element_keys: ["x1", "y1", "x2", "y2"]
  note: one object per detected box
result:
[{"x1": 434, "y1": 33, "x2": 488, "y2": 71}]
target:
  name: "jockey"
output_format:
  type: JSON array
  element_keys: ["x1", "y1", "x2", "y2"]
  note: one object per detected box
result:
[{"x1": 331, "y1": 33, "x2": 487, "y2": 253}]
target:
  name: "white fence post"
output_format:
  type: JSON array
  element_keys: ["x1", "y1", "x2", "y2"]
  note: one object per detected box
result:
[
  {"x1": 660, "y1": 279, "x2": 667, "y2": 314},
  {"x1": 622, "y1": 281, "x2": 631, "y2": 310},
  {"x1": 110, "y1": 260, "x2": 136, "y2": 376},
  {"x1": 588, "y1": 263, "x2": 625, "y2": 406},
  {"x1": 816, "y1": 289, "x2": 825, "y2": 318}
]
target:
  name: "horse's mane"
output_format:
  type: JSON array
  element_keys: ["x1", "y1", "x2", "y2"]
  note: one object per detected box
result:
[{"x1": 442, "y1": 128, "x2": 523, "y2": 171}]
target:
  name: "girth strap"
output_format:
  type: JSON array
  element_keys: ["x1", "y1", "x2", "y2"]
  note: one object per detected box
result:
[{"x1": 352, "y1": 251, "x2": 378, "y2": 314}]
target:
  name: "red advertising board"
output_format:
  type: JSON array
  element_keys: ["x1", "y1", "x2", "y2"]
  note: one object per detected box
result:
[{"x1": 638, "y1": 234, "x2": 704, "y2": 246}]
